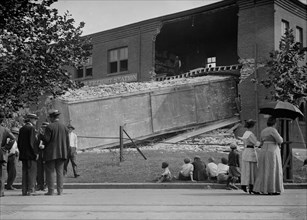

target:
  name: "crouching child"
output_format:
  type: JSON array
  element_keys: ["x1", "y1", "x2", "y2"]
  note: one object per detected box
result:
[{"x1": 157, "y1": 162, "x2": 172, "y2": 183}]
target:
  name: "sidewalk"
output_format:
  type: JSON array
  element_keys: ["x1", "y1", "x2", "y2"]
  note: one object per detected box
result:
[{"x1": 1, "y1": 188, "x2": 306, "y2": 220}]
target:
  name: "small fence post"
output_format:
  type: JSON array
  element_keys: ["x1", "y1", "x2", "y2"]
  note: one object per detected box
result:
[{"x1": 119, "y1": 126, "x2": 123, "y2": 162}]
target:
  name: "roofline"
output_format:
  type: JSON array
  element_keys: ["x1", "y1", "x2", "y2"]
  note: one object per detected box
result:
[{"x1": 87, "y1": 0, "x2": 236, "y2": 38}]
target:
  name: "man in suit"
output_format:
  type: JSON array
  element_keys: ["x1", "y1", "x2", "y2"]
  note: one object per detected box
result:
[
  {"x1": 18, "y1": 113, "x2": 39, "y2": 196},
  {"x1": 41, "y1": 110, "x2": 69, "y2": 196},
  {"x1": 0, "y1": 112, "x2": 16, "y2": 197},
  {"x1": 36, "y1": 122, "x2": 49, "y2": 191}
]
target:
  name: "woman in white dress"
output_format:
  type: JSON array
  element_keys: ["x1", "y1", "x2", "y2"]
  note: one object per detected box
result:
[
  {"x1": 239, "y1": 119, "x2": 261, "y2": 194},
  {"x1": 253, "y1": 116, "x2": 284, "y2": 195}
]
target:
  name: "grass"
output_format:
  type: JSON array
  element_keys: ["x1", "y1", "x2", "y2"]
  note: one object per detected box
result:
[{"x1": 13, "y1": 147, "x2": 307, "y2": 184}]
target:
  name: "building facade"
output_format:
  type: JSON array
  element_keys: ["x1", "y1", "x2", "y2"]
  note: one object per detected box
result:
[{"x1": 69, "y1": 0, "x2": 306, "y2": 143}]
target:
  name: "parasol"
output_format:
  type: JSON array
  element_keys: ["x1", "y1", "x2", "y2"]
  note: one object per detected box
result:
[{"x1": 259, "y1": 101, "x2": 304, "y2": 120}]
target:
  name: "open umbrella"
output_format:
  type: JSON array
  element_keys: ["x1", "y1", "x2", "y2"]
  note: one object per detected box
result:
[{"x1": 259, "y1": 101, "x2": 304, "y2": 120}]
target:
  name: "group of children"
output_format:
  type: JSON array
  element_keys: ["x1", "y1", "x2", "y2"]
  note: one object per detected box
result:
[{"x1": 156, "y1": 143, "x2": 241, "y2": 190}]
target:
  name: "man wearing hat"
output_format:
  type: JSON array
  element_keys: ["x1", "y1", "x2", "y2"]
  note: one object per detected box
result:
[
  {"x1": 17, "y1": 113, "x2": 39, "y2": 196},
  {"x1": 36, "y1": 122, "x2": 49, "y2": 191},
  {"x1": 41, "y1": 109, "x2": 69, "y2": 196},
  {"x1": 5, "y1": 127, "x2": 19, "y2": 190},
  {"x1": 64, "y1": 124, "x2": 80, "y2": 178},
  {"x1": 0, "y1": 112, "x2": 16, "y2": 197}
]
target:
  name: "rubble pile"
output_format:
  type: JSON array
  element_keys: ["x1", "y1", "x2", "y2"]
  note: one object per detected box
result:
[
  {"x1": 85, "y1": 129, "x2": 243, "y2": 154},
  {"x1": 60, "y1": 75, "x2": 228, "y2": 102}
]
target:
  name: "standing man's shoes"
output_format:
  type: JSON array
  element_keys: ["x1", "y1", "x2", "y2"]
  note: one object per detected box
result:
[{"x1": 74, "y1": 174, "x2": 80, "y2": 178}]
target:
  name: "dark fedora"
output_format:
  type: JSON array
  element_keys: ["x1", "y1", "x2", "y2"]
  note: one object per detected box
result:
[
  {"x1": 67, "y1": 124, "x2": 75, "y2": 130},
  {"x1": 26, "y1": 113, "x2": 38, "y2": 119},
  {"x1": 48, "y1": 109, "x2": 61, "y2": 117}
]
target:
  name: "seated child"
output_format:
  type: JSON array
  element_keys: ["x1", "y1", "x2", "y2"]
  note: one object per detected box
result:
[
  {"x1": 157, "y1": 162, "x2": 172, "y2": 183},
  {"x1": 175, "y1": 158, "x2": 195, "y2": 182},
  {"x1": 226, "y1": 143, "x2": 241, "y2": 190},
  {"x1": 217, "y1": 157, "x2": 229, "y2": 184},
  {"x1": 206, "y1": 157, "x2": 218, "y2": 181},
  {"x1": 192, "y1": 156, "x2": 208, "y2": 181}
]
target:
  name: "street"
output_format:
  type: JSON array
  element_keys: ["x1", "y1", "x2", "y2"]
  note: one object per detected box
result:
[{"x1": 0, "y1": 188, "x2": 306, "y2": 220}]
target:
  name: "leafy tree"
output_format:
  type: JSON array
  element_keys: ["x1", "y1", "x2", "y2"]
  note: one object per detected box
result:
[
  {"x1": 0, "y1": 0, "x2": 92, "y2": 116},
  {"x1": 261, "y1": 29, "x2": 307, "y2": 106}
]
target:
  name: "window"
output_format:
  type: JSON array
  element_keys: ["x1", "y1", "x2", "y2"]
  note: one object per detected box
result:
[
  {"x1": 76, "y1": 57, "x2": 93, "y2": 79},
  {"x1": 109, "y1": 47, "x2": 128, "y2": 74},
  {"x1": 206, "y1": 57, "x2": 216, "y2": 68},
  {"x1": 296, "y1": 26, "x2": 303, "y2": 44},
  {"x1": 281, "y1": 20, "x2": 289, "y2": 36}
]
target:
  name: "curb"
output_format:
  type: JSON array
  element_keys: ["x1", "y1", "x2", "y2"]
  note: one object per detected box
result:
[{"x1": 12, "y1": 183, "x2": 307, "y2": 190}]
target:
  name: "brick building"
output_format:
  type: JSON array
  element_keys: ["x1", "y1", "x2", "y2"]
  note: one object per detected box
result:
[{"x1": 69, "y1": 0, "x2": 306, "y2": 144}]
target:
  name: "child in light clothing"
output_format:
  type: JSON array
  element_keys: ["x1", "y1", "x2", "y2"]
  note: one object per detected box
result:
[
  {"x1": 206, "y1": 157, "x2": 218, "y2": 181},
  {"x1": 175, "y1": 158, "x2": 195, "y2": 182},
  {"x1": 157, "y1": 162, "x2": 172, "y2": 183},
  {"x1": 217, "y1": 157, "x2": 229, "y2": 184}
]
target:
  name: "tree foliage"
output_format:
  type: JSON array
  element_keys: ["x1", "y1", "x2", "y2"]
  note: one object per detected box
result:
[
  {"x1": 0, "y1": 0, "x2": 92, "y2": 115},
  {"x1": 261, "y1": 29, "x2": 307, "y2": 106}
]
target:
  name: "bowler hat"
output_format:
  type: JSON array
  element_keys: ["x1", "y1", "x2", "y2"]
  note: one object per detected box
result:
[
  {"x1": 67, "y1": 124, "x2": 75, "y2": 130},
  {"x1": 48, "y1": 109, "x2": 61, "y2": 117},
  {"x1": 42, "y1": 122, "x2": 49, "y2": 127},
  {"x1": 26, "y1": 113, "x2": 38, "y2": 119},
  {"x1": 11, "y1": 127, "x2": 19, "y2": 134}
]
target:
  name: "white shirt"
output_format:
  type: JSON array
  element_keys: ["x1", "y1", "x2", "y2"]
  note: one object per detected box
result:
[
  {"x1": 180, "y1": 163, "x2": 194, "y2": 177},
  {"x1": 69, "y1": 132, "x2": 78, "y2": 148},
  {"x1": 207, "y1": 162, "x2": 218, "y2": 177},
  {"x1": 217, "y1": 163, "x2": 229, "y2": 175},
  {"x1": 9, "y1": 141, "x2": 19, "y2": 155}
]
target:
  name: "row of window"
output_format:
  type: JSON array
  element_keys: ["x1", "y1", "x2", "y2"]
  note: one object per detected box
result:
[
  {"x1": 76, "y1": 47, "x2": 128, "y2": 79},
  {"x1": 281, "y1": 20, "x2": 303, "y2": 44},
  {"x1": 76, "y1": 20, "x2": 303, "y2": 79}
]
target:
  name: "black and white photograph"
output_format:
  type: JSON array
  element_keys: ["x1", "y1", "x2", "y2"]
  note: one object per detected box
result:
[{"x1": 0, "y1": 0, "x2": 306, "y2": 219}]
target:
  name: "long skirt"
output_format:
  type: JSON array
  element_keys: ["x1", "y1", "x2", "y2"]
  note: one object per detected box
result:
[
  {"x1": 253, "y1": 143, "x2": 284, "y2": 194},
  {"x1": 241, "y1": 160, "x2": 257, "y2": 185}
]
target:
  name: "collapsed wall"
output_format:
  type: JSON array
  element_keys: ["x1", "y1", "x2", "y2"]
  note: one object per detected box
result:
[{"x1": 54, "y1": 75, "x2": 238, "y2": 149}]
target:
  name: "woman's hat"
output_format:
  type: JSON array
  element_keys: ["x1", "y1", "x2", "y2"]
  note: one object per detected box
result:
[{"x1": 11, "y1": 127, "x2": 19, "y2": 134}]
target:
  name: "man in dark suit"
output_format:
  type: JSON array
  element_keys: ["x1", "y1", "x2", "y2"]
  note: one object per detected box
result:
[
  {"x1": 0, "y1": 112, "x2": 16, "y2": 197},
  {"x1": 41, "y1": 110, "x2": 69, "y2": 195},
  {"x1": 18, "y1": 113, "x2": 39, "y2": 196}
]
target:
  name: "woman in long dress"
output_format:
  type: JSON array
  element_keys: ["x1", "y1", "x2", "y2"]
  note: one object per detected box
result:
[
  {"x1": 253, "y1": 116, "x2": 284, "y2": 195},
  {"x1": 239, "y1": 119, "x2": 261, "y2": 194}
]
